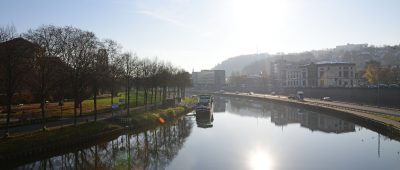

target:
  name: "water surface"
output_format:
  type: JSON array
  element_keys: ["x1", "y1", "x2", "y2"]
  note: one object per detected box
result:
[{"x1": 15, "y1": 96, "x2": 400, "y2": 170}]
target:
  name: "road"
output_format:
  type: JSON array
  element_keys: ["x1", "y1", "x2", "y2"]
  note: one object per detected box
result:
[{"x1": 217, "y1": 92, "x2": 400, "y2": 131}]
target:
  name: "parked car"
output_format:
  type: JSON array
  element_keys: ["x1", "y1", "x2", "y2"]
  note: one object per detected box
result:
[
  {"x1": 248, "y1": 92, "x2": 254, "y2": 95},
  {"x1": 389, "y1": 84, "x2": 400, "y2": 88},
  {"x1": 271, "y1": 92, "x2": 276, "y2": 95},
  {"x1": 321, "y1": 97, "x2": 332, "y2": 101},
  {"x1": 378, "y1": 84, "x2": 388, "y2": 88},
  {"x1": 288, "y1": 94, "x2": 297, "y2": 100}
]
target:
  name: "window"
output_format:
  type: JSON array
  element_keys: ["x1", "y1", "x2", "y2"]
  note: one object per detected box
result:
[
  {"x1": 319, "y1": 71, "x2": 324, "y2": 78},
  {"x1": 344, "y1": 71, "x2": 349, "y2": 78},
  {"x1": 339, "y1": 71, "x2": 342, "y2": 77},
  {"x1": 339, "y1": 80, "x2": 342, "y2": 86}
]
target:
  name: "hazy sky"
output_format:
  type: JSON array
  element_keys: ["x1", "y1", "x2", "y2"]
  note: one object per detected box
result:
[{"x1": 1, "y1": 0, "x2": 400, "y2": 71}]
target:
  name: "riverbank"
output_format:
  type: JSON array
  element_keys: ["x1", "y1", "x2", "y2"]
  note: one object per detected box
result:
[
  {"x1": 0, "y1": 91, "x2": 158, "y2": 128},
  {"x1": 0, "y1": 105, "x2": 193, "y2": 167},
  {"x1": 216, "y1": 92, "x2": 400, "y2": 136}
]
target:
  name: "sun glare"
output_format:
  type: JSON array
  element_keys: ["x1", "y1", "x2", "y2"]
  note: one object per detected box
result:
[
  {"x1": 230, "y1": 0, "x2": 289, "y2": 52},
  {"x1": 248, "y1": 149, "x2": 274, "y2": 170}
]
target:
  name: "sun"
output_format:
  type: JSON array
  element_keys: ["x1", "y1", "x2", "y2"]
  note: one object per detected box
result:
[
  {"x1": 248, "y1": 149, "x2": 274, "y2": 170},
  {"x1": 229, "y1": 0, "x2": 289, "y2": 52}
]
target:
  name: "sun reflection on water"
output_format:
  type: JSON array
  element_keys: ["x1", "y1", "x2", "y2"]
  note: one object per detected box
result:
[{"x1": 248, "y1": 148, "x2": 274, "y2": 170}]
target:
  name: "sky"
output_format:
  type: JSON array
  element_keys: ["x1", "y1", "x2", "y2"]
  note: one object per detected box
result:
[{"x1": 1, "y1": 0, "x2": 400, "y2": 71}]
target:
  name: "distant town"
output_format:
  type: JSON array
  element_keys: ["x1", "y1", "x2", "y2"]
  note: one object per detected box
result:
[{"x1": 192, "y1": 43, "x2": 400, "y2": 91}]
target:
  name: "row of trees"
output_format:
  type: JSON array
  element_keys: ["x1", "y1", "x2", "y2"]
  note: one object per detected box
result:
[
  {"x1": 362, "y1": 60, "x2": 400, "y2": 85},
  {"x1": 0, "y1": 25, "x2": 191, "y2": 136}
]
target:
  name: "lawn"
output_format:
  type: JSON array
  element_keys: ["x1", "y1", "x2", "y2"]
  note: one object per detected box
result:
[{"x1": 0, "y1": 91, "x2": 163, "y2": 123}]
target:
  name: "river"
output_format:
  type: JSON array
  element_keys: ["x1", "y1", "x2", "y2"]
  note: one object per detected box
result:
[{"x1": 13, "y1": 96, "x2": 400, "y2": 170}]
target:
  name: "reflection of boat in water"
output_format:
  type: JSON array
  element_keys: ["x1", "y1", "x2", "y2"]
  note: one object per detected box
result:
[{"x1": 196, "y1": 111, "x2": 214, "y2": 128}]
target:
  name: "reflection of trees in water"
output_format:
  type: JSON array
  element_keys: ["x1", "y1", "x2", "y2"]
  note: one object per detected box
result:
[{"x1": 17, "y1": 117, "x2": 193, "y2": 169}]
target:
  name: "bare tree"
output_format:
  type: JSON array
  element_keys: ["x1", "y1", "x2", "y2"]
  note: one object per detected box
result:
[
  {"x1": 24, "y1": 25, "x2": 65, "y2": 130},
  {"x1": 61, "y1": 26, "x2": 98, "y2": 125},
  {"x1": 100, "y1": 39, "x2": 122, "y2": 112},
  {"x1": 0, "y1": 24, "x2": 17, "y2": 43}
]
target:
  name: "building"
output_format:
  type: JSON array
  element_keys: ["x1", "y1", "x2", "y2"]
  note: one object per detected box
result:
[
  {"x1": 315, "y1": 61, "x2": 356, "y2": 87},
  {"x1": 271, "y1": 60, "x2": 357, "y2": 88},
  {"x1": 335, "y1": 43, "x2": 368, "y2": 52},
  {"x1": 302, "y1": 63, "x2": 318, "y2": 87},
  {"x1": 270, "y1": 60, "x2": 307, "y2": 88},
  {"x1": 192, "y1": 70, "x2": 225, "y2": 89},
  {"x1": 286, "y1": 65, "x2": 307, "y2": 88}
]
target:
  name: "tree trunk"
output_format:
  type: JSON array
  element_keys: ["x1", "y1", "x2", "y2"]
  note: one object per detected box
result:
[
  {"x1": 127, "y1": 80, "x2": 130, "y2": 115},
  {"x1": 5, "y1": 58, "x2": 12, "y2": 137},
  {"x1": 73, "y1": 99, "x2": 77, "y2": 125},
  {"x1": 159, "y1": 87, "x2": 162, "y2": 104},
  {"x1": 93, "y1": 86, "x2": 97, "y2": 122},
  {"x1": 150, "y1": 88, "x2": 154, "y2": 104},
  {"x1": 41, "y1": 98, "x2": 46, "y2": 131},
  {"x1": 73, "y1": 80, "x2": 78, "y2": 125},
  {"x1": 144, "y1": 88, "x2": 148, "y2": 112},
  {"x1": 135, "y1": 86, "x2": 139, "y2": 107},
  {"x1": 5, "y1": 92, "x2": 12, "y2": 137},
  {"x1": 154, "y1": 87, "x2": 158, "y2": 109},
  {"x1": 79, "y1": 101, "x2": 82, "y2": 117},
  {"x1": 163, "y1": 86, "x2": 167, "y2": 104},
  {"x1": 111, "y1": 77, "x2": 114, "y2": 110}
]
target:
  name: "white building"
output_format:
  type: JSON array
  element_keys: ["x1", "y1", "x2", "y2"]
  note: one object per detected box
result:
[
  {"x1": 192, "y1": 70, "x2": 225, "y2": 88},
  {"x1": 270, "y1": 60, "x2": 307, "y2": 88},
  {"x1": 286, "y1": 66, "x2": 308, "y2": 88}
]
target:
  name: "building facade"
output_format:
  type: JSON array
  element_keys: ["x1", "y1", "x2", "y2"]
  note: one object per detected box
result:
[
  {"x1": 271, "y1": 60, "x2": 357, "y2": 88},
  {"x1": 192, "y1": 70, "x2": 226, "y2": 88},
  {"x1": 270, "y1": 60, "x2": 307, "y2": 88},
  {"x1": 316, "y1": 61, "x2": 356, "y2": 87}
]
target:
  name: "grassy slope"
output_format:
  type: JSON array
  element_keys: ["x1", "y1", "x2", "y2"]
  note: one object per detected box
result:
[{"x1": 2, "y1": 91, "x2": 161, "y2": 121}]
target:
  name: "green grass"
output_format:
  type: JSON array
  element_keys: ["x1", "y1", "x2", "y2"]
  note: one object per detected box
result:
[
  {"x1": 375, "y1": 113, "x2": 400, "y2": 123},
  {"x1": 5, "y1": 90, "x2": 162, "y2": 121},
  {"x1": 0, "y1": 122, "x2": 121, "y2": 155},
  {"x1": 182, "y1": 97, "x2": 198, "y2": 105}
]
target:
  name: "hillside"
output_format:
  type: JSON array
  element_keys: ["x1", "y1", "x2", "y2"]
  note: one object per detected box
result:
[
  {"x1": 214, "y1": 44, "x2": 400, "y2": 76},
  {"x1": 213, "y1": 53, "x2": 270, "y2": 76}
]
